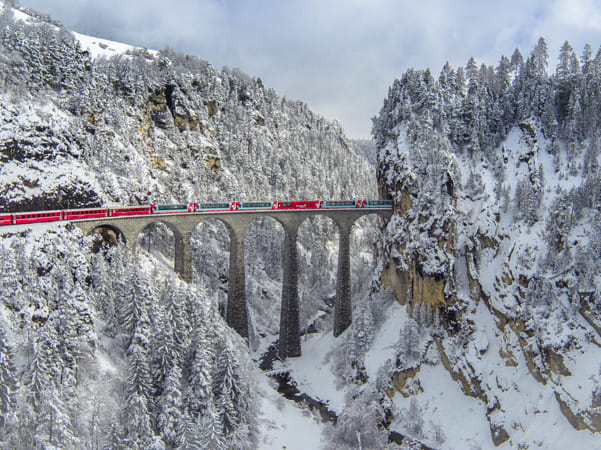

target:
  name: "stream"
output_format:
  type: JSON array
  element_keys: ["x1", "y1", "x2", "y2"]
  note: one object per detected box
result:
[
  {"x1": 258, "y1": 339, "x2": 435, "y2": 449},
  {"x1": 258, "y1": 341, "x2": 338, "y2": 424}
]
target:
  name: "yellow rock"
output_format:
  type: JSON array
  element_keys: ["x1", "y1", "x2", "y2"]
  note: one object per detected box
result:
[
  {"x1": 206, "y1": 100, "x2": 217, "y2": 117},
  {"x1": 204, "y1": 156, "x2": 222, "y2": 174},
  {"x1": 150, "y1": 156, "x2": 166, "y2": 170}
]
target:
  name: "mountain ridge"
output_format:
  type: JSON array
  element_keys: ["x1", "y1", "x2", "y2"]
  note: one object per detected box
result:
[{"x1": 359, "y1": 36, "x2": 601, "y2": 447}]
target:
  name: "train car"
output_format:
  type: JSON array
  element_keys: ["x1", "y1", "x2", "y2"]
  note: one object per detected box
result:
[
  {"x1": 64, "y1": 208, "x2": 109, "y2": 220},
  {"x1": 276, "y1": 200, "x2": 323, "y2": 210},
  {"x1": 151, "y1": 203, "x2": 195, "y2": 214},
  {"x1": 239, "y1": 201, "x2": 277, "y2": 210},
  {"x1": 365, "y1": 200, "x2": 393, "y2": 208},
  {"x1": 323, "y1": 200, "x2": 361, "y2": 209},
  {"x1": 14, "y1": 210, "x2": 63, "y2": 224},
  {"x1": 0, "y1": 214, "x2": 13, "y2": 226},
  {"x1": 196, "y1": 202, "x2": 239, "y2": 212},
  {"x1": 110, "y1": 206, "x2": 152, "y2": 217}
]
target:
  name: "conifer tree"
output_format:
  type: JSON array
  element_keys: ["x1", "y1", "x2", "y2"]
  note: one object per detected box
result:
[
  {"x1": 157, "y1": 365, "x2": 184, "y2": 447},
  {"x1": 124, "y1": 317, "x2": 154, "y2": 449},
  {"x1": 532, "y1": 36, "x2": 549, "y2": 77},
  {"x1": 212, "y1": 345, "x2": 243, "y2": 438},
  {"x1": 0, "y1": 248, "x2": 25, "y2": 315},
  {"x1": 27, "y1": 322, "x2": 78, "y2": 448},
  {"x1": 511, "y1": 48, "x2": 524, "y2": 71},
  {"x1": 185, "y1": 324, "x2": 214, "y2": 421},
  {"x1": 581, "y1": 43, "x2": 593, "y2": 75},
  {"x1": 0, "y1": 325, "x2": 15, "y2": 429},
  {"x1": 200, "y1": 401, "x2": 226, "y2": 450},
  {"x1": 557, "y1": 40, "x2": 575, "y2": 78}
]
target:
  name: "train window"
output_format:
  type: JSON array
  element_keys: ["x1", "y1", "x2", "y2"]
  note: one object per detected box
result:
[
  {"x1": 199, "y1": 203, "x2": 230, "y2": 209},
  {"x1": 327, "y1": 201, "x2": 356, "y2": 206},
  {"x1": 242, "y1": 202, "x2": 272, "y2": 208},
  {"x1": 282, "y1": 202, "x2": 292, "y2": 207}
]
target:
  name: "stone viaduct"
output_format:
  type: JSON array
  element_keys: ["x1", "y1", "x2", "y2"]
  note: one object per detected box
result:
[{"x1": 74, "y1": 207, "x2": 392, "y2": 358}]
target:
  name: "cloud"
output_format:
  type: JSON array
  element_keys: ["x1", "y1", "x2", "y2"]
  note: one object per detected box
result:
[{"x1": 18, "y1": 0, "x2": 601, "y2": 138}]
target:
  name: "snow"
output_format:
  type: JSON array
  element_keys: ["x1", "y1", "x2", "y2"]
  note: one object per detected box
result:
[
  {"x1": 1, "y1": 2, "x2": 153, "y2": 60},
  {"x1": 73, "y1": 31, "x2": 158, "y2": 59},
  {"x1": 390, "y1": 362, "x2": 491, "y2": 449},
  {"x1": 285, "y1": 331, "x2": 346, "y2": 413},
  {"x1": 11, "y1": 8, "x2": 29, "y2": 23},
  {"x1": 0, "y1": 221, "x2": 62, "y2": 241},
  {"x1": 255, "y1": 370, "x2": 325, "y2": 450},
  {"x1": 364, "y1": 300, "x2": 407, "y2": 379}
]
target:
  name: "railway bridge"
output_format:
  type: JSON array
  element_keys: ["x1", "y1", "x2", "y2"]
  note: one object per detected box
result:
[{"x1": 74, "y1": 207, "x2": 392, "y2": 358}]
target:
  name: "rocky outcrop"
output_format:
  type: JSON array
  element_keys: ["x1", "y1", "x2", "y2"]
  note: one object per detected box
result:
[{"x1": 375, "y1": 121, "x2": 601, "y2": 446}]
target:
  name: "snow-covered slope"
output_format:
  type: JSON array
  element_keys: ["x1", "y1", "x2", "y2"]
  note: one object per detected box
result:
[{"x1": 350, "y1": 38, "x2": 601, "y2": 448}]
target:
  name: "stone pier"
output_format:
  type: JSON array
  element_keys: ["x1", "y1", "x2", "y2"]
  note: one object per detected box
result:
[{"x1": 75, "y1": 207, "x2": 391, "y2": 358}]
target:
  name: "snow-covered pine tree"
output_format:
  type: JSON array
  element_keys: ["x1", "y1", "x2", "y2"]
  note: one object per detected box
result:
[
  {"x1": 185, "y1": 323, "x2": 215, "y2": 423},
  {"x1": 199, "y1": 401, "x2": 226, "y2": 450},
  {"x1": 152, "y1": 279, "x2": 190, "y2": 394},
  {"x1": 0, "y1": 244, "x2": 20, "y2": 311},
  {"x1": 323, "y1": 384, "x2": 388, "y2": 450},
  {"x1": 90, "y1": 250, "x2": 119, "y2": 335},
  {"x1": 0, "y1": 324, "x2": 15, "y2": 429},
  {"x1": 34, "y1": 388, "x2": 77, "y2": 448},
  {"x1": 56, "y1": 284, "x2": 96, "y2": 382},
  {"x1": 157, "y1": 365, "x2": 184, "y2": 448},
  {"x1": 212, "y1": 344, "x2": 243, "y2": 438},
  {"x1": 557, "y1": 41, "x2": 576, "y2": 78},
  {"x1": 123, "y1": 313, "x2": 154, "y2": 449},
  {"x1": 27, "y1": 321, "x2": 78, "y2": 448},
  {"x1": 116, "y1": 265, "x2": 154, "y2": 347}
]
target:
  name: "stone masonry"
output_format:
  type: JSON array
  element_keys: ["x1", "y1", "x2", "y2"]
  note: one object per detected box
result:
[{"x1": 74, "y1": 208, "x2": 392, "y2": 358}]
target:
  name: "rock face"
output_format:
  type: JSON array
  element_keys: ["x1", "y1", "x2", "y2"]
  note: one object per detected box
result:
[{"x1": 370, "y1": 42, "x2": 601, "y2": 447}]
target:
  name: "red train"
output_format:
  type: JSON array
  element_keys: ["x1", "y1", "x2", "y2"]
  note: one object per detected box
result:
[{"x1": 0, "y1": 200, "x2": 392, "y2": 226}]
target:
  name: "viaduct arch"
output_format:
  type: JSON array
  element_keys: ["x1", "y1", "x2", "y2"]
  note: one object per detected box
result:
[{"x1": 75, "y1": 208, "x2": 392, "y2": 358}]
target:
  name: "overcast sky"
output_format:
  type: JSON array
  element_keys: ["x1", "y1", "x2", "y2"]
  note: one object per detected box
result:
[{"x1": 19, "y1": 0, "x2": 601, "y2": 139}]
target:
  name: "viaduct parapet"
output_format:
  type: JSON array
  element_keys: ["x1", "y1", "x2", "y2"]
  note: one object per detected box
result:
[{"x1": 74, "y1": 208, "x2": 392, "y2": 358}]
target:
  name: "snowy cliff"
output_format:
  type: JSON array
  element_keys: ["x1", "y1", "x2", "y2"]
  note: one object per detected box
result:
[{"x1": 333, "y1": 37, "x2": 601, "y2": 448}]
